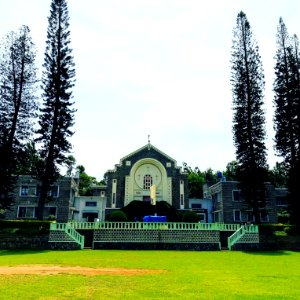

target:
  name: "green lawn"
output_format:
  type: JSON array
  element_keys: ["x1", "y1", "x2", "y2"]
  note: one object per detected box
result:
[{"x1": 0, "y1": 250, "x2": 299, "y2": 299}]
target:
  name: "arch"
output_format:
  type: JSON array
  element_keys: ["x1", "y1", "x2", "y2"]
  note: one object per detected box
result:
[{"x1": 124, "y1": 158, "x2": 172, "y2": 206}]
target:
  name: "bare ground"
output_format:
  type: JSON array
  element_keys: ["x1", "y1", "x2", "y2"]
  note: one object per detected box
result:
[{"x1": 0, "y1": 265, "x2": 166, "y2": 276}]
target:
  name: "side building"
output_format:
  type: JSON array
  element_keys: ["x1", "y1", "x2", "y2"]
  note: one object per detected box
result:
[
  {"x1": 205, "y1": 180, "x2": 287, "y2": 224},
  {"x1": 4, "y1": 175, "x2": 78, "y2": 222},
  {"x1": 105, "y1": 143, "x2": 189, "y2": 216}
]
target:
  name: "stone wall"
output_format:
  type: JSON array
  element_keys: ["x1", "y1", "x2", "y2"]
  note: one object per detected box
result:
[
  {"x1": 0, "y1": 233, "x2": 81, "y2": 250},
  {"x1": 93, "y1": 242, "x2": 220, "y2": 250},
  {"x1": 93, "y1": 229, "x2": 221, "y2": 250},
  {"x1": 0, "y1": 234, "x2": 49, "y2": 250}
]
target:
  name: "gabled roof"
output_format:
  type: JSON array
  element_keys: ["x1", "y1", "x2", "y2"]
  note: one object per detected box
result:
[
  {"x1": 120, "y1": 143, "x2": 177, "y2": 165},
  {"x1": 107, "y1": 143, "x2": 181, "y2": 173}
]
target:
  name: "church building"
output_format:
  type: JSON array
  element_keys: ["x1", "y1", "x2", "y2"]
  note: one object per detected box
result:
[{"x1": 105, "y1": 143, "x2": 189, "y2": 215}]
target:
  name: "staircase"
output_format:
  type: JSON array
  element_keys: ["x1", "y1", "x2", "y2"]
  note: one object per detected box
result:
[
  {"x1": 228, "y1": 225, "x2": 259, "y2": 250},
  {"x1": 49, "y1": 223, "x2": 85, "y2": 249}
]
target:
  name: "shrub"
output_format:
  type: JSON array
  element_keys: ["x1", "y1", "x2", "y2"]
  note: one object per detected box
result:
[
  {"x1": 0, "y1": 220, "x2": 51, "y2": 234},
  {"x1": 182, "y1": 211, "x2": 200, "y2": 223},
  {"x1": 258, "y1": 224, "x2": 277, "y2": 235},
  {"x1": 284, "y1": 225, "x2": 300, "y2": 235},
  {"x1": 108, "y1": 210, "x2": 128, "y2": 222}
]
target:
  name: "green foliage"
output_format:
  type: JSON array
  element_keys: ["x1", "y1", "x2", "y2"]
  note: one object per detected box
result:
[
  {"x1": 121, "y1": 200, "x2": 153, "y2": 221},
  {"x1": 35, "y1": 0, "x2": 76, "y2": 220},
  {"x1": 108, "y1": 210, "x2": 128, "y2": 222},
  {"x1": 121, "y1": 200, "x2": 180, "y2": 222},
  {"x1": 15, "y1": 142, "x2": 41, "y2": 176},
  {"x1": 0, "y1": 220, "x2": 51, "y2": 234},
  {"x1": 0, "y1": 25, "x2": 38, "y2": 210},
  {"x1": 223, "y1": 161, "x2": 238, "y2": 181},
  {"x1": 76, "y1": 165, "x2": 98, "y2": 195},
  {"x1": 273, "y1": 19, "x2": 300, "y2": 225},
  {"x1": 187, "y1": 172, "x2": 204, "y2": 198},
  {"x1": 258, "y1": 224, "x2": 300, "y2": 237},
  {"x1": 182, "y1": 210, "x2": 200, "y2": 223},
  {"x1": 65, "y1": 155, "x2": 76, "y2": 177},
  {"x1": 231, "y1": 11, "x2": 268, "y2": 223},
  {"x1": 284, "y1": 225, "x2": 300, "y2": 235},
  {"x1": 268, "y1": 162, "x2": 288, "y2": 187},
  {"x1": 183, "y1": 163, "x2": 218, "y2": 198},
  {"x1": 273, "y1": 18, "x2": 300, "y2": 169}
]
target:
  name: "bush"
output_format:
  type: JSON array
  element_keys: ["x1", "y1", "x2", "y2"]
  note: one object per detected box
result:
[
  {"x1": 182, "y1": 211, "x2": 200, "y2": 223},
  {"x1": 108, "y1": 210, "x2": 128, "y2": 222},
  {"x1": 284, "y1": 225, "x2": 300, "y2": 235},
  {"x1": 258, "y1": 224, "x2": 277, "y2": 235},
  {"x1": 0, "y1": 220, "x2": 51, "y2": 234}
]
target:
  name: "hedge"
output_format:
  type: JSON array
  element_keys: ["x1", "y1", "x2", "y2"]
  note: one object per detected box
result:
[{"x1": 0, "y1": 220, "x2": 52, "y2": 230}]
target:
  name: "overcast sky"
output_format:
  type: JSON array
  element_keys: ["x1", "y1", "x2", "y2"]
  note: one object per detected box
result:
[{"x1": 1, "y1": 0, "x2": 300, "y2": 180}]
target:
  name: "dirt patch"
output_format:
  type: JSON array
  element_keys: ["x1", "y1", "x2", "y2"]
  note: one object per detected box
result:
[{"x1": 0, "y1": 265, "x2": 166, "y2": 276}]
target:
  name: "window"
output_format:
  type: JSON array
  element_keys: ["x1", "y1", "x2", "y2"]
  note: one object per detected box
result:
[
  {"x1": 247, "y1": 211, "x2": 254, "y2": 222},
  {"x1": 232, "y1": 190, "x2": 241, "y2": 202},
  {"x1": 20, "y1": 186, "x2": 36, "y2": 197},
  {"x1": 217, "y1": 192, "x2": 222, "y2": 203},
  {"x1": 143, "y1": 174, "x2": 153, "y2": 190},
  {"x1": 86, "y1": 201, "x2": 97, "y2": 207},
  {"x1": 49, "y1": 186, "x2": 59, "y2": 197},
  {"x1": 260, "y1": 210, "x2": 269, "y2": 222},
  {"x1": 20, "y1": 186, "x2": 28, "y2": 196},
  {"x1": 17, "y1": 206, "x2": 36, "y2": 219},
  {"x1": 35, "y1": 186, "x2": 59, "y2": 197},
  {"x1": 233, "y1": 210, "x2": 241, "y2": 222},
  {"x1": 17, "y1": 206, "x2": 56, "y2": 219},
  {"x1": 100, "y1": 191, "x2": 105, "y2": 197},
  {"x1": 180, "y1": 194, "x2": 184, "y2": 206},
  {"x1": 276, "y1": 196, "x2": 288, "y2": 206},
  {"x1": 43, "y1": 207, "x2": 57, "y2": 218},
  {"x1": 112, "y1": 193, "x2": 116, "y2": 205},
  {"x1": 191, "y1": 203, "x2": 202, "y2": 209},
  {"x1": 197, "y1": 213, "x2": 206, "y2": 223}
]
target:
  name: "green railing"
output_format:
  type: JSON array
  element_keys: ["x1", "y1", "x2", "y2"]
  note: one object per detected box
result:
[
  {"x1": 228, "y1": 225, "x2": 259, "y2": 250},
  {"x1": 64, "y1": 221, "x2": 241, "y2": 231},
  {"x1": 50, "y1": 222, "x2": 85, "y2": 249}
]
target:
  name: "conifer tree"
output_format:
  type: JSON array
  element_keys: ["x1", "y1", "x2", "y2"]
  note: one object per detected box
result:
[
  {"x1": 36, "y1": 0, "x2": 75, "y2": 220},
  {"x1": 273, "y1": 18, "x2": 298, "y2": 168},
  {"x1": 0, "y1": 25, "x2": 38, "y2": 210},
  {"x1": 230, "y1": 11, "x2": 268, "y2": 223},
  {"x1": 273, "y1": 18, "x2": 300, "y2": 224}
]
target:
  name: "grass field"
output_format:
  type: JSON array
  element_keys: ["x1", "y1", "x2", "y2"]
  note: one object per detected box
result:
[{"x1": 0, "y1": 250, "x2": 299, "y2": 300}]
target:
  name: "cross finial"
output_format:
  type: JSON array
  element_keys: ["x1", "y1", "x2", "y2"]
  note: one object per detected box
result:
[{"x1": 148, "y1": 134, "x2": 150, "y2": 144}]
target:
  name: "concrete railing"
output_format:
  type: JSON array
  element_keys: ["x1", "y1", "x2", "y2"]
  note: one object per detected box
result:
[
  {"x1": 64, "y1": 221, "x2": 241, "y2": 231},
  {"x1": 50, "y1": 222, "x2": 85, "y2": 249},
  {"x1": 228, "y1": 225, "x2": 259, "y2": 250}
]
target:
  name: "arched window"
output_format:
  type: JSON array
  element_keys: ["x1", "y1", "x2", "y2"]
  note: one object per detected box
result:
[{"x1": 143, "y1": 174, "x2": 153, "y2": 190}]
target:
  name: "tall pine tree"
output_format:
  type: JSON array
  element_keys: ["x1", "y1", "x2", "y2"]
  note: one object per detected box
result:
[
  {"x1": 273, "y1": 18, "x2": 298, "y2": 168},
  {"x1": 273, "y1": 18, "x2": 300, "y2": 224},
  {"x1": 230, "y1": 11, "x2": 268, "y2": 224},
  {"x1": 0, "y1": 25, "x2": 38, "y2": 211},
  {"x1": 36, "y1": 0, "x2": 75, "y2": 220}
]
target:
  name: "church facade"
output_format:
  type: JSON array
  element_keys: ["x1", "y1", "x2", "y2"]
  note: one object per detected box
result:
[{"x1": 105, "y1": 143, "x2": 189, "y2": 215}]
